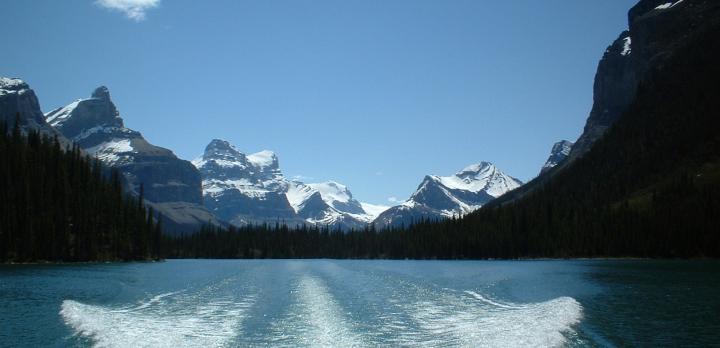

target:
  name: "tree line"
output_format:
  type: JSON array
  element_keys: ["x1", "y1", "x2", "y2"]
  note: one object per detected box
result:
[{"x1": 0, "y1": 115, "x2": 161, "y2": 262}]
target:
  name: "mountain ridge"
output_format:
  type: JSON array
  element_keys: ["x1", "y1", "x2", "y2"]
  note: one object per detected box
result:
[{"x1": 374, "y1": 162, "x2": 521, "y2": 228}]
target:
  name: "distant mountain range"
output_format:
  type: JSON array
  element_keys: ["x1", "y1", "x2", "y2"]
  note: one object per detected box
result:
[
  {"x1": 0, "y1": 77, "x2": 539, "y2": 232},
  {"x1": 0, "y1": 77, "x2": 564, "y2": 233}
]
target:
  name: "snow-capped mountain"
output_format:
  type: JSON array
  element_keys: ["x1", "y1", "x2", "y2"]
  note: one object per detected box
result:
[
  {"x1": 46, "y1": 86, "x2": 221, "y2": 233},
  {"x1": 0, "y1": 77, "x2": 70, "y2": 147},
  {"x1": 194, "y1": 139, "x2": 388, "y2": 229},
  {"x1": 289, "y1": 181, "x2": 385, "y2": 225},
  {"x1": 373, "y1": 162, "x2": 522, "y2": 228},
  {"x1": 540, "y1": 140, "x2": 573, "y2": 175}
]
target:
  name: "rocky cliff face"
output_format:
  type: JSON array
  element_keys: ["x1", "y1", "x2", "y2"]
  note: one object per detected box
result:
[
  {"x1": 490, "y1": 0, "x2": 720, "y2": 207},
  {"x1": 46, "y1": 87, "x2": 219, "y2": 233},
  {"x1": 0, "y1": 78, "x2": 70, "y2": 146},
  {"x1": 569, "y1": 0, "x2": 715, "y2": 161},
  {"x1": 194, "y1": 139, "x2": 387, "y2": 229},
  {"x1": 540, "y1": 140, "x2": 573, "y2": 175},
  {"x1": 568, "y1": 31, "x2": 638, "y2": 160},
  {"x1": 193, "y1": 139, "x2": 298, "y2": 226},
  {"x1": 373, "y1": 162, "x2": 521, "y2": 228}
]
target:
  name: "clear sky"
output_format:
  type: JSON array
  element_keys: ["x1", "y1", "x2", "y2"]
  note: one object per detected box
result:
[{"x1": 2, "y1": 0, "x2": 637, "y2": 205}]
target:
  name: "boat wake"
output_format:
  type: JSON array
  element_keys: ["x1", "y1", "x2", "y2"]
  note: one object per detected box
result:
[
  {"x1": 409, "y1": 290, "x2": 583, "y2": 347},
  {"x1": 269, "y1": 275, "x2": 366, "y2": 347},
  {"x1": 60, "y1": 290, "x2": 255, "y2": 348},
  {"x1": 58, "y1": 262, "x2": 582, "y2": 347}
]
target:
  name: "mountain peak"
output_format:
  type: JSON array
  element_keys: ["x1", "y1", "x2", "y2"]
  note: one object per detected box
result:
[
  {"x1": 0, "y1": 77, "x2": 68, "y2": 139},
  {"x1": 91, "y1": 86, "x2": 111, "y2": 100},
  {"x1": 0, "y1": 77, "x2": 29, "y2": 92},
  {"x1": 206, "y1": 138, "x2": 234, "y2": 151},
  {"x1": 458, "y1": 162, "x2": 495, "y2": 175},
  {"x1": 44, "y1": 84, "x2": 123, "y2": 139},
  {"x1": 308, "y1": 181, "x2": 352, "y2": 200},
  {"x1": 541, "y1": 140, "x2": 574, "y2": 175},
  {"x1": 203, "y1": 139, "x2": 243, "y2": 159},
  {"x1": 375, "y1": 162, "x2": 522, "y2": 228}
]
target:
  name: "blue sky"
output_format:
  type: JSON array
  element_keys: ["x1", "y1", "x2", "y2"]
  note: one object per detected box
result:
[{"x1": 2, "y1": 0, "x2": 637, "y2": 205}]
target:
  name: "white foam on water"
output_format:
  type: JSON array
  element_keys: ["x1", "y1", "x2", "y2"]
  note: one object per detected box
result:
[
  {"x1": 410, "y1": 290, "x2": 583, "y2": 347},
  {"x1": 272, "y1": 275, "x2": 366, "y2": 347},
  {"x1": 463, "y1": 290, "x2": 526, "y2": 310},
  {"x1": 128, "y1": 291, "x2": 182, "y2": 311},
  {"x1": 60, "y1": 291, "x2": 255, "y2": 348}
]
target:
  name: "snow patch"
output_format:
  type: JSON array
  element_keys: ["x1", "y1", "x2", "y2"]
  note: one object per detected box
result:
[
  {"x1": 428, "y1": 162, "x2": 520, "y2": 196},
  {"x1": 286, "y1": 182, "x2": 317, "y2": 213},
  {"x1": 360, "y1": 202, "x2": 390, "y2": 219},
  {"x1": 621, "y1": 36, "x2": 632, "y2": 56},
  {"x1": 0, "y1": 77, "x2": 27, "y2": 95},
  {"x1": 247, "y1": 150, "x2": 277, "y2": 168},
  {"x1": 84, "y1": 139, "x2": 134, "y2": 164},
  {"x1": 45, "y1": 100, "x2": 81, "y2": 125},
  {"x1": 655, "y1": 0, "x2": 684, "y2": 10},
  {"x1": 307, "y1": 181, "x2": 352, "y2": 204}
]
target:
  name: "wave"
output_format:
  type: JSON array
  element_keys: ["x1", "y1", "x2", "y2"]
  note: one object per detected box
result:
[
  {"x1": 463, "y1": 290, "x2": 527, "y2": 310},
  {"x1": 126, "y1": 291, "x2": 182, "y2": 311},
  {"x1": 410, "y1": 291, "x2": 583, "y2": 347},
  {"x1": 60, "y1": 291, "x2": 254, "y2": 348},
  {"x1": 288, "y1": 263, "x2": 584, "y2": 347}
]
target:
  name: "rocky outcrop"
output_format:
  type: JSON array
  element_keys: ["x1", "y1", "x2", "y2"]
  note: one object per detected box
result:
[
  {"x1": 568, "y1": 31, "x2": 638, "y2": 160},
  {"x1": 46, "y1": 87, "x2": 220, "y2": 233},
  {"x1": 373, "y1": 162, "x2": 521, "y2": 228},
  {"x1": 540, "y1": 140, "x2": 573, "y2": 175},
  {"x1": 0, "y1": 77, "x2": 70, "y2": 146}
]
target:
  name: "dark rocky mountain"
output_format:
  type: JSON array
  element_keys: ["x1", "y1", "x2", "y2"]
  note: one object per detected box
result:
[
  {"x1": 430, "y1": 0, "x2": 720, "y2": 258},
  {"x1": 493, "y1": 0, "x2": 718, "y2": 203},
  {"x1": 46, "y1": 87, "x2": 220, "y2": 233},
  {"x1": 374, "y1": 162, "x2": 521, "y2": 228},
  {"x1": 568, "y1": 30, "x2": 638, "y2": 161},
  {"x1": 0, "y1": 78, "x2": 70, "y2": 147},
  {"x1": 540, "y1": 140, "x2": 573, "y2": 175},
  {"x1": 193, "y1": 139, "x2": 387, "y2": 229},
  {"x1": 569, "y1": 0, "x2": 712, "y2": 162}
]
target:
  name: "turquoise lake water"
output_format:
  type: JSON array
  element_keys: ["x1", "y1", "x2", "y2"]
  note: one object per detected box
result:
[{"x1": 1, "y1": 260, "x2": 718, "y2": 347}]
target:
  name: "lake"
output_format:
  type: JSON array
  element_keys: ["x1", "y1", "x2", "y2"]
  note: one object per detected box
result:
[{"x1": 1, "y1": 260, "x2": 718, "y2": 347}]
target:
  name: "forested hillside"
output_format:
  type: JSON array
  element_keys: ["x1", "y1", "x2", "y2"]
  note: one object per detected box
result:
[
  {"x1": 0, "y1": 117, "x2": 162, "y2": 262},
  {"x1": 393, "y1": 7, "x2": 720, "y2": 258}
]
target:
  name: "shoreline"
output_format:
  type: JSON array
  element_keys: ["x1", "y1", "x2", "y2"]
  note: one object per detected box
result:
[
  {"x1": 5, "y1": 257, "x2": 718, "y2": 265},
  {"x1": 1, "y1": 259, "x2": 164, "y2": 265}
]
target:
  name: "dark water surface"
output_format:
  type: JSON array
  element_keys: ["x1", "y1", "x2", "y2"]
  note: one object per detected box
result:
[{"x1": 1, "y1": 260, "x2": 718, "y2": 347}]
